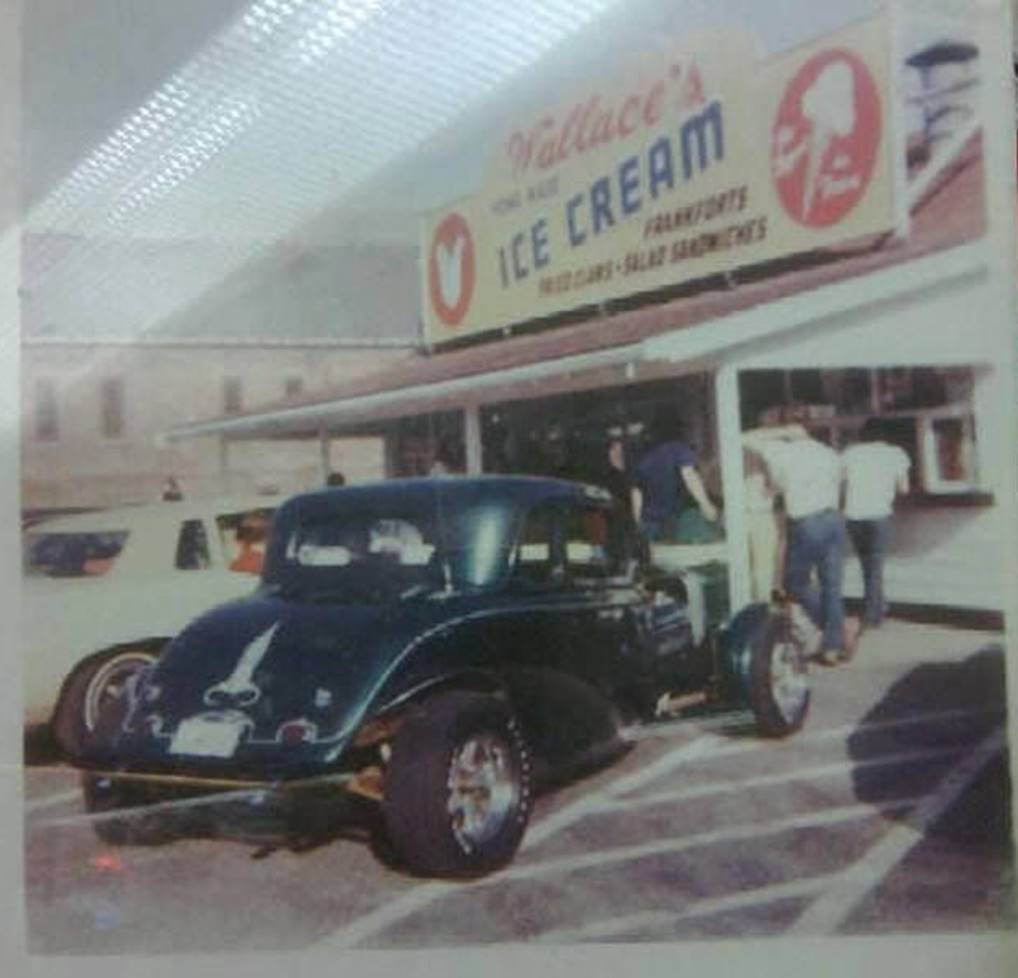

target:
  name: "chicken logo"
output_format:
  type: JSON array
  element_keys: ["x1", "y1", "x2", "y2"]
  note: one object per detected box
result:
[
  {"x1": 428, "y1": 212, "x2": 476, "y2": 328},
  {"x1": 771, "y1": 49, "x2": 881, "y2": 228}
]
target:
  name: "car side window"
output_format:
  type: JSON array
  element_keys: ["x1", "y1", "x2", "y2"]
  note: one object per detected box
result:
[
  {"x1": 564, "y1": 504, "x2": 626, "y2": 581},
  {"x1": 175, "y1": 519, "x2": 210, "y2": 570},
  {"x1": 510, "y1": 504, "x2": 563, "y2": 588}
]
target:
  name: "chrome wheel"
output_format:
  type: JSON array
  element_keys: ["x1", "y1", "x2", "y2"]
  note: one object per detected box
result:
[
  {"x1": 83, "y1": 652, "x2": 154, "y2": 731},
  {"x1": 770, "y1": 638, "x2": 809, "y2": 724},
  {"x1": 446, "y1": 732, "x2": 519, "y2": 854}
]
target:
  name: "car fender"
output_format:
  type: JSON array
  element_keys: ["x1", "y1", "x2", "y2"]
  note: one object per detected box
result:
[
  {"x1": 49, "y1": 638, "x2": 168, "y2": 721},
  {"x1": 368, "y1": 619, "x2": 624, "y2": 770}
]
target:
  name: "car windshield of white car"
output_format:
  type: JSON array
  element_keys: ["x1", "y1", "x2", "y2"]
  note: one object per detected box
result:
[{"x1": 23, "y1": 530, "x2": 129, "y2": 578}]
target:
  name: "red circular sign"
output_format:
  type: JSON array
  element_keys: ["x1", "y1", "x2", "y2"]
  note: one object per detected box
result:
[
  {"x1": 428, "y1": 212, "x2": 476, "y2": 328},
  {"x1": 771, "y1": 48, "x2": 881, "y2": 228}
]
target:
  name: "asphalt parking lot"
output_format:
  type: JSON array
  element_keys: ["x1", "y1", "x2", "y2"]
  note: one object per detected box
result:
[{"x1": 22, "y1": 620, "x2": 1015, "y2": 954}]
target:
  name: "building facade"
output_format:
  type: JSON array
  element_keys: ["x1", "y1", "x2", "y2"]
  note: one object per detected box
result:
[{"x1": 21, "y1": 342, "x2": 410, "y2": 510}]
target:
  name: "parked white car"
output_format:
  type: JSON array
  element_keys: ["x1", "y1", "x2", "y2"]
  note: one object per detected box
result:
[{"x1": 22, "y1": 498, "x2": 277, "y2": 756}]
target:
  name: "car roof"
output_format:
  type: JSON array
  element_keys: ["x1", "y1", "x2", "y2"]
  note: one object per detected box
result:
[
  {"x1": 25, "y1": 497, "x2": 280, "y2": 533},
  {"x1": 279, "y1": 476, "x2": 612, "y2": 518}
]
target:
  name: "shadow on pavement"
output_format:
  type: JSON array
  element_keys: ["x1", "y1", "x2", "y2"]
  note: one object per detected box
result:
[
  {"x1": 848, "y1": 644, "x2": 1012, "y2": 851},
  {"x1": 23, "y1": 724, "x2": 61, "y2": 766}
]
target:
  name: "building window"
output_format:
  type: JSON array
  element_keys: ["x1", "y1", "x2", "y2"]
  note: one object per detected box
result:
[
  {"x1": 223, "y1": 376, "x2": 242, "y2": 414},
  {"x1": 284, "y1": 376, "x2": 303, "y2": 399},
  {"x1": 100, "y1": 378, "x2": 125, "y2": 438},
  {"x1": 34, "y1": 378, "x2": 59, "y2": 441}
]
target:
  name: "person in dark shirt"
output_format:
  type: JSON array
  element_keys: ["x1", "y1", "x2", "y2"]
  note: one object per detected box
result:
[
  {"x1": 600, "y1": 436, "x2": 635, "y2": 517},
  {"x1": 633, "y1": 415, "x2": 719, "y2": 543}
]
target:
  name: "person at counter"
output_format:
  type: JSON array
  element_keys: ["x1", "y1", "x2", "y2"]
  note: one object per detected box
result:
[
  {"x1": 743, "y1": 423, "x2": 850, "y2": 665},
  {"x1": 841, "y1": 419, "x2": 911, "y2": 630},
  {"x1": 599, "y1": 435, "x2": 635, "y2": 516},
  {"x1": 632, "y1": 414, "x2": 720, "y2": 543}
]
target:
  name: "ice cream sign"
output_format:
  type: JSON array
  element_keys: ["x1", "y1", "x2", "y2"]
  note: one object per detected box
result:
[{"x1": 422, "y1": 15, "x2": 897, "y2": 344}]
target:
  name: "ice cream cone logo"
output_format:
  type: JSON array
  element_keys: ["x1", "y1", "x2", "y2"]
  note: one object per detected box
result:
[
  {"x1": 428, "y1": 212, "x2": 476, "y2": 328},
  {"x1": 771, "y1": 48, "x2": 881, "y2": 228}
]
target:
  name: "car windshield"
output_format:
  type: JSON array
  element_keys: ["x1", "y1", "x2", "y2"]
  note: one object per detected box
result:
[
  {"x1": 23, "y1": 530, "x2": 129, "y2": 578},
  {"x1": 263, "y1": 497, "x2": 515, "y2": 601}
]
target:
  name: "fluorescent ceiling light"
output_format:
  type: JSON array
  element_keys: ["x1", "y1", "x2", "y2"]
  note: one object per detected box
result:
[{"x1": 25, "y1": 0, "x2": 624, "y2": 340}]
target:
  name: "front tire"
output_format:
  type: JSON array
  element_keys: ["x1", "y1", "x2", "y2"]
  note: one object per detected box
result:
[
  {"x1": 382, "y1": 692, "x2": 533, "y2": 878},
  {"x1": 53, "y1": 647, "x2": 158, "y2": 758},
  {"x1": 748, "y1": 613, "x2": 810, "y2": 737}
]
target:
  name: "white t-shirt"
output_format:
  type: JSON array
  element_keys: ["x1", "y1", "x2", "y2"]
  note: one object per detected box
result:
[
  {"x1": 841, "y1": 442, "x2": 910, "y2": 520},
  {"x1": 758, "y1": 438, "x2": 842, "y2": 519}
]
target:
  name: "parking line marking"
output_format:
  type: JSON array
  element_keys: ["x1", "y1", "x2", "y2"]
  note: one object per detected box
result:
[
  {"x1": 523, "y1": 732, "x2": 726, "y2": 850},
  {"x1": 493, "y1": 798, "x2": 917, "y2": 885},
  {"x1": 321, "y1": 795, "x2": 917, "y2": 949},
  {"x1": 596, "y1": 745, "x2": 962, "y2": 813},
  {"x1": 787, "y1": 724, "x2": 1006, "y2": 936},
  {"x1": 29, "y1": 786, "x2": 272, "y2": 830},
  {"x1": 535, "y1": 874, "x2": 837, "y2": 943},
  {"x1": 622, "y1": 705, "x2": 998, "y2": 748},
  {"x1": 317, "y1": 732, "x2": 724, "y2": 949},
  {"x1": 23, "y1": 789, "x2": 81, "y2": 814}
]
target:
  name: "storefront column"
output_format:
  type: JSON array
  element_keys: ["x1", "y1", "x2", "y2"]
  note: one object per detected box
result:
[
  {"x1": 715, "y1": 364, "x2": 751, "y2": 610},
  {"x1": 972, "y1": 366, "x2": 1005, "y2": 495},
  {"x1": 383, "y1": 425, "x2": 399, "y2": 479},
  {"x1": 463, "y1": 403, "x2": 482, "y2": 475},
  {"x1": 317, "y1": 426, "x2": 331, "y2": 483}
]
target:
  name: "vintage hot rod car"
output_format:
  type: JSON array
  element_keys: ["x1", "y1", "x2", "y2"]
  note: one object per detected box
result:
[{"x1": 78, "y1": 477, "x2": 810, "y2": 878}]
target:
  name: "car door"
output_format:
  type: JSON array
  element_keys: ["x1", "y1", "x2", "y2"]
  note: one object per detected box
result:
[
  {"x1": 558, "y1": 499, "x2": 644, "y2": 696},
  {"x1": 498, "y1": 501, "x2": 574, "y2": 670}
]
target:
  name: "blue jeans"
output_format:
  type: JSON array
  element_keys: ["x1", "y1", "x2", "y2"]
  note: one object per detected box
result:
[
  {"x1": 848, "y1": 517, "x2": 891, "y2": 627},
  {"x1": 784, "y1": 509, "x2": 847, "y2": 652}
]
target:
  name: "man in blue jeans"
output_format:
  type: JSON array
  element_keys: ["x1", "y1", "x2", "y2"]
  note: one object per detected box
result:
[
  {"x1": 746, "y1": 424, "x2": 850, "y2": 665},
  {"x1": 841, "y1": 419, "x2": 910, "y2": 628}
]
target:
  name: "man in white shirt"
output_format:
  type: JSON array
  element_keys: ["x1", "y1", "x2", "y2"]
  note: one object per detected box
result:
[
  {"x1": 841, "y1": 420, "x2": 911, "y2": 629},
  {"x1": 744, "y1": 424, "x2": 849, "y2": 664}
]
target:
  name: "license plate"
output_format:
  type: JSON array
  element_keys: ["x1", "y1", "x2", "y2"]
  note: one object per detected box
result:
[{"x1": 169, "y1": 714, "x2": 246, "y2": 758}]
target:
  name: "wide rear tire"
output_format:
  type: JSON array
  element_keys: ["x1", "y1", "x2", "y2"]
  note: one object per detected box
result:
[
  {"x1": 382, "y1": 692, "x2": 533, "y2": 878},
  {"x1": 53, "y1": 647, "x2": 158, "y2": 758}
]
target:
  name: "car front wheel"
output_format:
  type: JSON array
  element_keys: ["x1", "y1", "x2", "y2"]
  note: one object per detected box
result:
[
  {"x1": 748, "y1": 612, "x2": 811, "y2": 737},
  {"x1": 381, "y1": 691, "x2": 533, "y2": 878}
]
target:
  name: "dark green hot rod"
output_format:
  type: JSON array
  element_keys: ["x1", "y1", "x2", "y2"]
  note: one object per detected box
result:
[{"x1": 78, "y1": 477, "x2": 811, "y2": 877}]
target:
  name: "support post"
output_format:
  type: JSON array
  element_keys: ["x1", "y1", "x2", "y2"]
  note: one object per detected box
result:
[
  {"x1": 318, "y1": 426, "x2": 331, "y2": 484},
  {"x1": 716, "y1": 363, "x2": 751, "y2": 612},
  {"x1": 463, "y1": 403, "x2": 483, "y2": 475},
  {"x1": 218, "y1": 436, "x2": 230, "y2": 495}
]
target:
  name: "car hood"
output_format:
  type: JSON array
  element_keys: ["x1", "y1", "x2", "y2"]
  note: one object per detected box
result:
[{"x1": 135, "y1": 591, "x2": 456, "y2": 746}]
